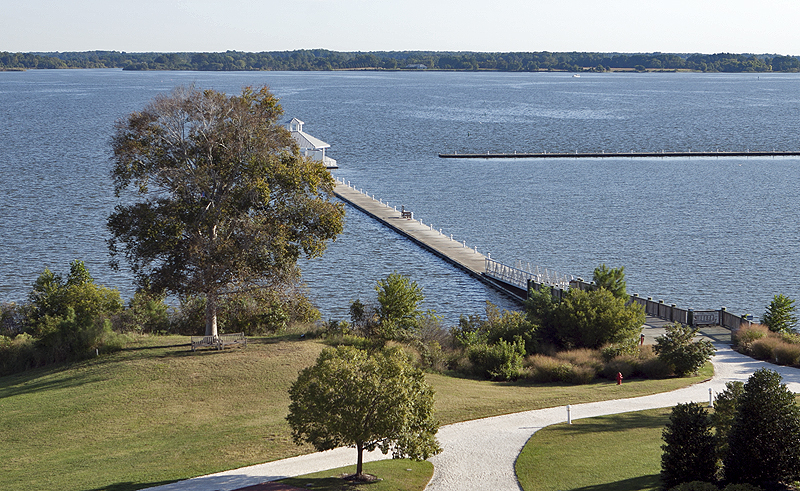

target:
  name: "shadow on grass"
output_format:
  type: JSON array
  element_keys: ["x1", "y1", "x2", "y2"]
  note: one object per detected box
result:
[
  {"x1": 280, "y1": 475, "x2": 382, "y2": 490},
  {"x1": 571, "y1": 473, "x2": 661, "y2": 491},
  {"x1": 558, "y1": 411, "x2": 669, "y2": 435},
  {"x1": 84, "y1": 479, "x2": 177, "y2": 491}
]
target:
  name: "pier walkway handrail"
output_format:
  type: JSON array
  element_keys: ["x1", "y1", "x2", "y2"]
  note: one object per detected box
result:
[{"x1": 484, "y1": 258, "x2": 572, "y2": 291}]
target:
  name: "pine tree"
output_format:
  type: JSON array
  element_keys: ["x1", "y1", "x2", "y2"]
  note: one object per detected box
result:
[{"x1": 661, "y1": 402, "x2": 717, "y2": 489}]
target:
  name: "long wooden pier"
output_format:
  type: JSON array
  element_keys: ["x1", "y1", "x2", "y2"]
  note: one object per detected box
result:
[
  {"x1": 439, "y1": 150, "x2": 800, "y2": 159},
  {"x1": 333, "y1": 179, "x2": 487, "y2": 278},
  {"x1": 332, "y1": 178, "x2": 575, "y2": 302},
  {"x1": 332, "y1": 178, "x2": 752, "y2": 331}
]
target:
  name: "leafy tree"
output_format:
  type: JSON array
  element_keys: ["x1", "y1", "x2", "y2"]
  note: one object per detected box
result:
[
  {"x1": 724, "y1": 368, "x2": 800, "y2": 486},
  {"x1": 710, "y1": 381, "x2": 744, "y2": 463},
  {"x1": 27, "y1": 260, "x2": 123, "y2": 336},
  {"x1": 22, "y1": 261, "x2": 123, "y2": 365},
  {"x1": 761, "y1": 293, "x2": 797, "y2": 333},
  {"x1": 287, "y1": 345, "x2": 441, "y2": 479},
  {"x1": 661, "y1": 402, "x2": 717, "y2": 489},
  {"x1": 546, "y1": 288, "x2": 645, "y2": 349},
  {"x1": 107, "y1": 85, "x2": 344, "y2": 337},
  {"x1": 592, "y1": 264, "x2": 628, "y2": 299},
  {"x1": 374, "y1": 272, "x2": 424, "y2": 341},
  {"x1": 654, "y1": 323, "x2": 715, "y2": 376}
]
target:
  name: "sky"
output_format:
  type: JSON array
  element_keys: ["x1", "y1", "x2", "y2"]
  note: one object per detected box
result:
[{"x1": 2, "y1": 0, "x2": 800, "y2": 55}]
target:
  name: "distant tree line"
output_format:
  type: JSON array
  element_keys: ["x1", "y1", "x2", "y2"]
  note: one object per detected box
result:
[{"x1": 2, "y1": 49, "x2": 799, "y2": 72}]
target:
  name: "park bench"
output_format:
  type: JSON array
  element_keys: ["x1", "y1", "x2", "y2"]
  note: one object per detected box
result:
[{"x1": 190, "y1": 332, "x2": 247, "y2": 351}]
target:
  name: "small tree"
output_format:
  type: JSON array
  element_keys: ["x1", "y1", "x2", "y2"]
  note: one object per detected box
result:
[
  {"x1": 762, "y1": 294, "x2": 797, "y2": 333},
  {"x1": 661, "y1": 402, "x2": 717, "y2": 489},
  {"x1": 654, "y1": 323, "x2": 716, "y2": 376},
  {"x1": 709, "y1": 381, "x2": 744, "y2": 463},
  {"x1": 724, "y1": 368, "x2": 800, "y2": 486},
  {"x1": 592, "y1": 264, "x2": 628, "y2": 299},
  {"x1": 287, "y1": 345, "x2": 441, "y2": 479},
  {"x1": 548, "y1": 288, "x2": 644, "y2": 349},
  {"x1": 375, "y1": 272, "x2": 424, "y2": 341}
]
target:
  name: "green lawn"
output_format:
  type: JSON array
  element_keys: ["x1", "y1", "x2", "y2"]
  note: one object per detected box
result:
[
  {"x1": 0, "y1": 334, "x2": 711, "y2": 491},
  {"x1": 516, "y1": 408, "x2": 671, "y2": 491}
]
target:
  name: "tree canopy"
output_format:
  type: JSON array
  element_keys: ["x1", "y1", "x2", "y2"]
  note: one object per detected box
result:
[
  {"x1": 107, "y1": 85, "x2": 344, "y2": 336},
  {"x1": 287, "y1": 345, "x2": 441, "y2": 478},
  {"x1": 724, "y1": 368, "x2": 800, "y2": 485},
  {"x1": 2, "y1": 50, "x2": 798, "y2": 73}
]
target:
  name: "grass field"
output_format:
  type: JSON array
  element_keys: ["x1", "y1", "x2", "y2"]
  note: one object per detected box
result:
[
  {"x1": 516, "y1": 408, "x2": 671, "y2": 491},
  {"x1": 0, "y1": 333, "x2": 711, "y2": 491}
]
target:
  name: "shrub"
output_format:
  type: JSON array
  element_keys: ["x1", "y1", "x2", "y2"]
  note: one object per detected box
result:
[
  {"x1": 0, "y1": 302, "x2": 26, "y2": 336},
  {"x1": 654, "y1": 323, "x2": 716, "y2": 376},
  {"x1": 772, "y1": 342, "x2": 800, "y2": 366},
  {"x1": 669, "y1": 482, "x2": 719, "y2": 491},
  {"x1": 725, "y1": 368, "x2": 800, "y2": 485},
  {"x1": 748, "y1": 336, "x2": 780, "y2": 362},
  {"x1": 600, "y1": 338, "x2": 640, "y2": 361},
  {"x1": 637, "y1": 356, "x2": 673, "y2": 379},
  {"x1": 114, "y1": 289, "x2": 170, "y2": 333},
  {"x1": 483, "y1": 303, "x2": 538, "y2": 355},
  {"x1": 600, "y1": 357, "x2": 636, "y2": 380},
  {"x1": 732, "y1": 324, "x2": 767, "y2": 353},
  {"x1": 0, "y1": 333, "x2": 37, "y2": 375},
  {"x1": 467, "y1": 338, "x2": 526, "y2": 381},
  {"x1": 661, "y1": 403, "x2": 717, "y2": 489},
  {"x1": 546, "y1": 288, "x2": 645, "y2": 349},
  {"x1": 721, "y1": 484, "x2": 762, "y2": 491}
]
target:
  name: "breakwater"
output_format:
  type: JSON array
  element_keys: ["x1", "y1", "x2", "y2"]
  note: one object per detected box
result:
[{"x1": 439, "y1": 150, "x2": 800, "y2": 159}]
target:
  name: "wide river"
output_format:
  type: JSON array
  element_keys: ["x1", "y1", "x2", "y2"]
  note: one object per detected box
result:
[{"x1": 1, "y1": 69, "x2": 799, "y2": 324}]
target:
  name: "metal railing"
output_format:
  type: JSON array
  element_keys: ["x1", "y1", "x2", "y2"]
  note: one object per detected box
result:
[{"x1": 485, "y1": 258, "x2": 573, "y2": 291}]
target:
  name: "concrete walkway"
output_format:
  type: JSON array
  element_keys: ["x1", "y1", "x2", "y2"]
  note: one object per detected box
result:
[{"x1": 143, "y1": 329, "x2": 798, "y2": 491}]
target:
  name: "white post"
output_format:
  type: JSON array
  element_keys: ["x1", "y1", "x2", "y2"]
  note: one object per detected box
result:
[
  {"x1": 567, "y1": 405, "x2": 571, "y2": 424},
  {"x1": 709, "y1": 388, "x2": 714, "y2": 408}
]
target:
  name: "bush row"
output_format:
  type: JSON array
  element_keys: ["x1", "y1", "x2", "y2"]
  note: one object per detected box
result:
[{"x1": 733, "y1": 323, "x2": 800, "y2": 366}]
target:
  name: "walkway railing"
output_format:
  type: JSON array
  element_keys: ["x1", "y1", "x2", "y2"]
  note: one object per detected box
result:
[{"x1": 485, "y1": 258, "x2": 573, "y2": 291}]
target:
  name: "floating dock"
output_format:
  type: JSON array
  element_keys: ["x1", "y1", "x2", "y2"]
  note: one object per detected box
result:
[{"x1": 439, "y1": 150, "x2": 800, "y2": 159}]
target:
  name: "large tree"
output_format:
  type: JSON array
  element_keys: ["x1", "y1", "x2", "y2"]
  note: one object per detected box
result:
[
  {"x1": 287, "y1": 345, "x2": 441, "y2": 479},
  {"x1": 724, "y1": 368, "x2": 800, "y2": 486},
  {"x1": 107, "y1": 86, "x2": 344, "y2": 337}
]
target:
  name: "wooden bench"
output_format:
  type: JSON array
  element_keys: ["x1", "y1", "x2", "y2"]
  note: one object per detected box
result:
[{"x1": 190, "y1": 332, "x2": 247, "y2": 351}]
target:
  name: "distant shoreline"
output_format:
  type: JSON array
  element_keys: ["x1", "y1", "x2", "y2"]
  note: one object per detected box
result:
[{"x1": 2, "y1": 50, "x2": 798, "y2": 73}]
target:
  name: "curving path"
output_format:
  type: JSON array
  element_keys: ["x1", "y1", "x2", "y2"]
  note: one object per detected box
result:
[{"x1": 145, "y1": 338, "x2": 800, "y2": 491}]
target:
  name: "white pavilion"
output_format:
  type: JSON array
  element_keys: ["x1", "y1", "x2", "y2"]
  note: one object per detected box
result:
[{"x1": 286, "y1": 118, "x2": 338, "y2": 169}]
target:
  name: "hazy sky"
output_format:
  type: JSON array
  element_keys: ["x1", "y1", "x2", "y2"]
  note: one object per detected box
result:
[{"x1": 3, "y1": 0, "x2": 799, "y2": 55}]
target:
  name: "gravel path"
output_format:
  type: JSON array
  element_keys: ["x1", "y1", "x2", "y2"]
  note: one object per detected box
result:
[{"x1": 144, "y1": 341, "x2": 800, "y2": 491}]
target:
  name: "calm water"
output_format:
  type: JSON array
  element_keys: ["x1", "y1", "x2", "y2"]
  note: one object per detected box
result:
[{"x1": 1, "y1": 69, "x2": 799, "y2": 323}]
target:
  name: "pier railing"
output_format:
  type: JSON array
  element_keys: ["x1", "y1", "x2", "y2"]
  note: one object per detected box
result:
[
  {"x1": 487, "y1": 263, "x2": 752, "y2": 330},
  {"x1": 485, "y1": 258, "x2": 572, "y2": 292}
]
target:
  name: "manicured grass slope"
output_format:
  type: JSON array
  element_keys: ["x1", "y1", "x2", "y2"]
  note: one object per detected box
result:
[
  {"x1": 516, "y1": 408, "x2": 670, "y2": 491},
  {"x1": 0, "y1": 335, "x2": 710, "y2": 491}
]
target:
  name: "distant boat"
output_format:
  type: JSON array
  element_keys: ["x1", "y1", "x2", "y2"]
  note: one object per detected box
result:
[{"x1": 572, "y1": 74, "x2": 581, "y2": 78}]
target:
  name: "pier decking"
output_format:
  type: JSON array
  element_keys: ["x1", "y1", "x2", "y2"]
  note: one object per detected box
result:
[
  {"x1": 333, "y1": 180, "x2": 487, "y2": 279},
  {"x1": 439, "y1": 150, "x2": 800, "y2": 159}
]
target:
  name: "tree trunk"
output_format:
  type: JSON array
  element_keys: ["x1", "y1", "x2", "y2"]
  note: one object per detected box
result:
[
  {"x1": 356, "y1": 442, "x2": 363, "y2": 478},
  {"x1": 205, "y1": 293, "x2": 218, "y2": 337}
]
